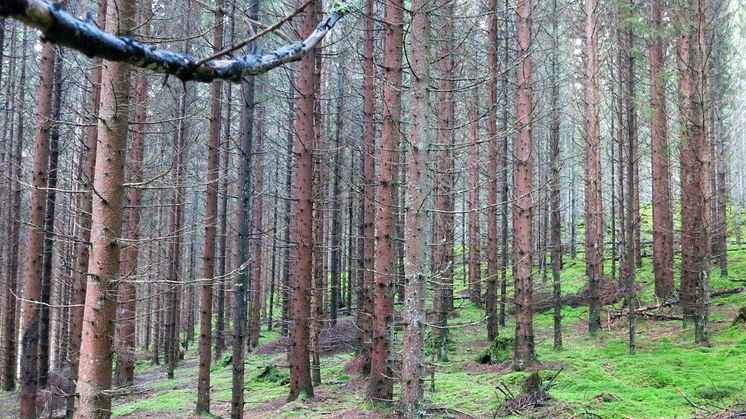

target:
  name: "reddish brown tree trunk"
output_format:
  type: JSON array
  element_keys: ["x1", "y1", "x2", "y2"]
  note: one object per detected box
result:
[
  {"x1": 468, "y1": 75, "x2": 482, "y2": 309},
  {"x1": 287, "y1": 0, "x2": 317, "y2": 401},
  {"x1": 677, "y1": 0, "x2": 710, "y2": 344},
  {"x1": 215, "y1": 81, "x2": 232, "y2": 358},
  {"x1": 485, "y1": 0, "x2": 500, "y2": 342},
  {"x1": 19, "y1": 40, "x2": 55, "y2": 419},
  {"x1": 249, "y1": 112, "x2": 265, "y2": 350},
  {"x1": 512, "y1": 0, "x2": 536, "y2": 371},
  {"x1": 66, "y1": 4, "x2": 106, "y2": 414},
  {"x1": 583, "y1": 0, "x2": 604, "y2": 336},
  {"x1": 357, "y1": 0, "x2": 375, "y2": 368},
  {"x1": 433, "y1": 0, "x2": 455, "y2": 361},
  {"x1": 114, "y1": 3, "x2": 149, "y2": 388},
  {"x1": 74, "y1": 0, "x2": 135, "y2": 414},
  {"x1": 649, "y1": 0, "x2": 674, "y2": 299},
  {"x1": 196, "y1": 1, "x2": 224, "y2": 412},
  {"x1": 368, "y1": 0, "x2": 403, "y2": 402}
]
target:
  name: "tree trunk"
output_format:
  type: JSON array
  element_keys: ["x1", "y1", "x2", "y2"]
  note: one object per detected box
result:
[
  {"x1": 287, "y1": 0, "x2": 317, "y2": 401},
  {"x1": 549, "y1": 0, "x2": 562, "y2": 352},
  {"x1": 512, "y1": 0, "x2": 536, "y2": 371},
  {"x1": 249, "y1": 110, "x2": 265, "y2": 350},
  {"x1": 74, "y1": 0, "x2": 135, "y2": 414},
  {"x1": 400, "y1": 0, "x2": 432, "y2": 413},
  {"x1": 583, "y1": 0, "x2": 604, "y2": 336},
  {"x1": 468, "y1": 71, "x2": 482, "y2": 309},
  {"x1": 368, "y1": 0, "x2": 403, "y2": 402},
  {"x1": 485, "y1": 0, "x2": 500, "y2": 342},
  {"x1": 358, "y1": 0, "x2": 375, "y2": 365},
  {"x1": 196, "y1": 1, "x2": 224, "y2": 412},
  {"x1": 19, "y1": 40, "x2": 56, "y2": 419}
]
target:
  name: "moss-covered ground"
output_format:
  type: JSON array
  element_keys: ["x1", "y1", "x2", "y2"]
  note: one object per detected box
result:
[{"x1": 104, "y1": 241, "x2": 746, "y2": 418}]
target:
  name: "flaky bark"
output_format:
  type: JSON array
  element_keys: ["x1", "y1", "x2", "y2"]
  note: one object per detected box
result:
[
  {"x1": 512, "y1": 0, "x2": 536, "y2": 371},
  {"x1": 400, "y1": 0, "x2": 432, "y2": 413},
  {"x1": 0, "y1": 0, "x2": 350, "y2": 83},
  {"x1": 368, "y1": 0, "x2": 403, "y2": 402},
  {"x1": 74, "y1": 0, "x2": 135, "y2": 415}
]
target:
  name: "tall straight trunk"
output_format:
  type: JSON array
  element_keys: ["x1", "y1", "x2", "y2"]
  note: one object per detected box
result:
[
  {"x1": 400, "y1": 0, "x2": 432, "y2": 413},
  {"x1": 196, "y1": 0, "x2": 224, "y2": 412},
  {"x1": 330, "y1": 62, "x2": 344, "y2": 326},
  {"x1": 468, "y1": 74, "x2": 482, "y2": 308},
  {"x1": 74, "y1": 0, "x2": 135, "y2": 414},
  {"x1": 215, "y1": 82, "x2": 232, "y2": 359},
  {"x1": 677, "y1": 0, "x2": 710, "y2": 344},
  {"x1": 512, "y1": 0, "x2": 536, "y2": 371},
  {"x1": 648, "y1": 0, "x2": 674, "y2": 298},
  {"x1": 287, "y1": 0, "x2": 317, "y2": 401},
  {"x1": 358, "y1": 0, "x2": 375, "y2": 362},
  {"x1": 3, "y1": 26, "x2": 25, "y2": 391},
  {"x1": 67, "y1": 3, "x2": 105, "y2": 412},
  {"x1": 498, "y1": 0, "x2": 511, "y2": 328},
  {"x1": 249, "y1": 112, "x2": 265, "y2": 349},
  {"x1": 38, "y1": 47, "x2": 63, "y2": 390},
  {"x1": 233, "y1": 3, "x2": 259, "y2": 413},
  {"x1": 268, "y1": 167, "x2": 280, "y2": 331},
  {"x1": 282, "y1": 99, "x2": 294, "y2": 338},
  {"x1": 549, "y1": 0, "x2": 562, "y2": 352},
  {"x1": 433, "y1": 0, "x2": 454, "y2": 361},
  {"x1": 485, "y1": 0, "x2": 500, "y2": 342},
  {"x1": 115, "y1": 2, "x2": 149, "y2": 387},
  {"x1": 19, "y1": 41, "x2": 56, "y2": 419},
  {"x1": 310, "y1": 26, "x2": 324, "y2": 385},
  {"x1": 583, "y1": 0, "x2": 604, "y2": 336},
  {"x1": 368, "y1": 0, "x2": 403, "y2": 401},
  {"x1": 166, "y1": 86, "x2": 188, "y2": 379}
]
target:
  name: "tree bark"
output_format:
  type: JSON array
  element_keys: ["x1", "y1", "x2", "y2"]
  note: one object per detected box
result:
[
  {"x1": 368, "y1": 0, "x2": 403, "y2": 402},
  {"x1": 583, "y1": 0, "x2": 604, "y2": 336},
  {"x1": 400, "y1": 0, "x2": 432, "y2": 413},
  {"x1": 74, "y1": 0, "x2": 135, "y2": 414},
  {"x1": 19, "y1": 40, "x2": 55, "y2": 419},
  {"x1": 287, "y1": 0, "x2": 317, "y2": 401},
  {"x1": 196, "y1": 0, "x2": 224, "y2": 412},
  {"x1": 549, "y1": 0, "x2": 562, "y2": 352},
  {"x1": 512, "y1": 0, "x2": 536, "y2": 371}
]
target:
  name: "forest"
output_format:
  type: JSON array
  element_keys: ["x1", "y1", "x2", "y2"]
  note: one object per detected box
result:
[{"x1": 0, "y1": 0, "x2": 745, "y2": 417}]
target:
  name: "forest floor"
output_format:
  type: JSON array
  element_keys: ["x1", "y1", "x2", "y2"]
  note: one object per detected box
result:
[{"x1": 2, "y1": 245, "x2": 746, "y2": 418}]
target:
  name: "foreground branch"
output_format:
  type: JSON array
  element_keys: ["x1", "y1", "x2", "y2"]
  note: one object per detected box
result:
[{"x1": 0, "y1": 0, "x2": 352, "y2": 83}]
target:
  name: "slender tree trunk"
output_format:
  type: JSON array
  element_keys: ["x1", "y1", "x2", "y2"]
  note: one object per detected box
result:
[
  {"x1": 196, "y1": 1, "x2": 224, "y2": 412},
  {"x1": 215, "y1": 82, "x2": 232, "y2": 359},
  {"x1": 468, "y1": 73, "x2": 482, "y2": 309},
  {"x1": 282, "y1": 99, "x2": 294, "y2": 338},
  {"x1": 512, "y1": 0, "x2": 536, "y2": 371},
  {"x1": 287, "y1": 0, "x2": 317, "y2": 401},
  {"x1": 19, "y1": 40, "x2": 56, "y2": 419},
  {"x1": 433, "y1": 0, "x2": 454, "y2": 361},
  {"x1": 485, "y1": 0, "x2": 500, "y2": 342},
  {"x1": 583, "y1": 0, "x2": 604, "y2": 336},
  {"x1": 74, "y1": 0, "x2": 135, "y2": 414},
  {"x1": 649, "y1": 0, "x2": 674, "y2": 298},
  {"x1": 249, "y1": 111, "x2": 265, "y2": 349},
  {"x1": 498, "y1": 0, "x2": 511, "y2": 328},
  {"x1": 368, "y1": 0, "x2": 403, "y2": 401},
  {"x1": 358, "y1": 0, "x2": 375, "y2": 363},
  {"x1": 549, "y1": 0, "x2": 562, "y2": 352},
  {"x1": 2, "y1": 25, "x2": 25, "y2": 392},
  {"x1": 38, "y1": 47, "x2": 62, "y2": 390},
  {"x1": 330, "y1": 62, "x2": 345, "y2": 326}
]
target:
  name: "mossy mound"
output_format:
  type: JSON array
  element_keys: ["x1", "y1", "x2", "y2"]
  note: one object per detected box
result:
[{"x1": 476, "y1": 336, "x2": 514, "y2": 364}]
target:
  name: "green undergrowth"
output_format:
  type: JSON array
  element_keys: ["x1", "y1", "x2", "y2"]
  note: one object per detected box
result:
[{"x1": 113, "y1": 241, "x2": 746, "y2": 418}]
